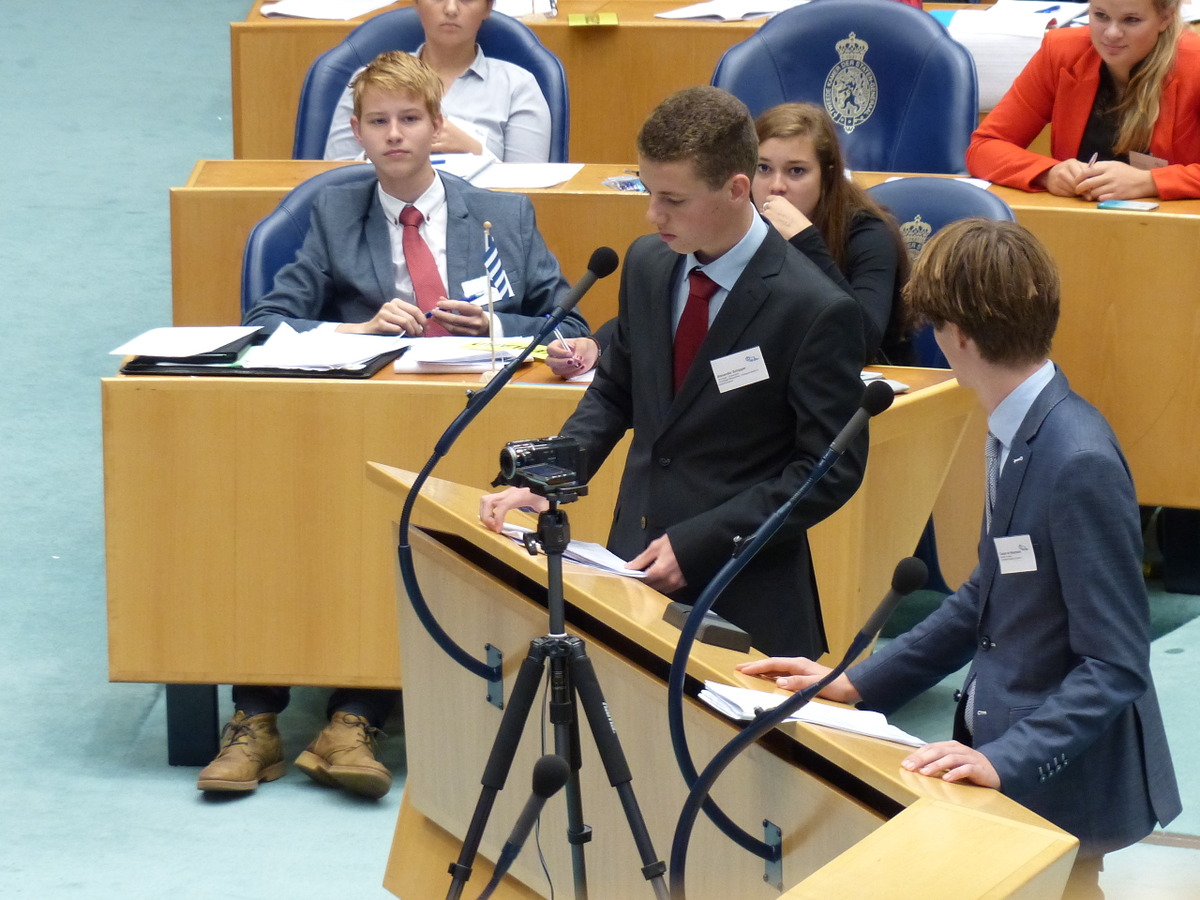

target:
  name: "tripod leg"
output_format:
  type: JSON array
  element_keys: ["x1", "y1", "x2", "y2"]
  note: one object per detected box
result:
[
  {"x1": 549, "y1": 650, "x2": 591, "y2": 899},
  {"x1": 568, "y1": 642, "x2": 670, "y2": 899},
  {"x1": 446, "y1": 646, "x2": 547, "y2": 900}
]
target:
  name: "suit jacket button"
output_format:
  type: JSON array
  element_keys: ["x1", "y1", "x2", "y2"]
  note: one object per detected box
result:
[
  {"x1": 953, "y1": 690, "x2": 963, "y2": 702},
  {"x1": 658, "y1": 457, "x2": 671, "y2": 467},
  {"x1": 979, "y1": 635, "x2": 994, "y2": 650}
]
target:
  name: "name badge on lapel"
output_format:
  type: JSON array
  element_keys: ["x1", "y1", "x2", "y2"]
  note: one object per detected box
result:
[
  {"x1": 994, "y1": 534, "x2": 1037, "y2": 574},
  {"x1": 710, "y1": 346, "x2": 769, "y2": 393}
]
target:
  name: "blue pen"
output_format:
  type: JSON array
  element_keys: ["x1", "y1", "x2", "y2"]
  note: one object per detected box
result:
[
  {"x1": 1036, "y1": 5, "x2": 1059, "y2": 12},
  {"x1": 425, "y1": 292, "x2": 485, "y2": 318}
]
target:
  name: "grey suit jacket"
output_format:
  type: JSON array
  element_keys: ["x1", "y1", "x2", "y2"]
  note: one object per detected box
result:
[
  {"x1": 561, "y1": 228, "x2": 867, "y2": 658},
  {"x1": 850, "y1": 368, "x2": 1181, "y2": 856},
  {"x1": 243, "y1": 173, "x2": 587, "y2": 338}
]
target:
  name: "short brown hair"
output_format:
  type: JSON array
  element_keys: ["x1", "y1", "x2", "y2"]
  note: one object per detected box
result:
[
  {"x1": 352, "y1": 51, "x2": 443, "y2": 122},
  {"x1": 904, "y1": 219, "x2": 1059, "y2": 366},
  {"x1": 637, "y1": 86, "x2": 757, "y2": 189}
]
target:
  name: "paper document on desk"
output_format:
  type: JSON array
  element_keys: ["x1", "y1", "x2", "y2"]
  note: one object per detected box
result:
[
  {"x1": 260, "y1": 0, "x2": 393, "y2": 19},
  {"x1": 700, "y1": 681, "x2": 926, "y2": 747},
  {"x1": 394, "y1": 336, "x2": 541, "y2": 373},
  {"x1": 111, "y1": 326, "x2": 261, "y2": 359},
  {"x1": 657, "y1": 0, "x2": 806, "y2": 20},
  {"x1": 240, "y1": 324, "x2": 405, "y2": 371},
  {"x1": 473, "y1": 163, "x2": 585, "y2": 189},
  {"x1": 501, "y1": 525, "x2": 648, "y2": 578},
  {"x1": 861, "y1": 371, "x2": 909, "y2": 394}
]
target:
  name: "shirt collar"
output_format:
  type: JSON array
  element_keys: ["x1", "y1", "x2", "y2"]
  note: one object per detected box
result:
[
  {"x1": 377, "y1": 173, "x2": 448, "y2": 226},
  {"x1": 988, "y1": 359, "x2": 1056, "y2": 450},
  {"x1": 414, "y1": 43, "x2": 487, "y2": 82},
  {"x1": 684, "y1": 213, "x2": 768, "y2": 293}
]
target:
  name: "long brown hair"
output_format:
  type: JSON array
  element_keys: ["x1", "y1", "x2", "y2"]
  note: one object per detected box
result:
[
  {"x1": 1111, "y1": 0, "x2": 1183, "y2": 155},
  {"x1": 755, "y1": 102, "x2": 911, "y2": 348}
]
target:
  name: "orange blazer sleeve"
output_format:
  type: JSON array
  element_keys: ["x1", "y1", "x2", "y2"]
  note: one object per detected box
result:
[{"x1": 967, "y1": 29, "x2": 1200, "y2": 199}]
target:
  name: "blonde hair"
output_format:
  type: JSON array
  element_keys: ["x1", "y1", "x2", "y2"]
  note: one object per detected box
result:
[
  {"x1": 1112, "y1": 0, "x2": 1183, "y2": 154},
  {"x1": 352, "y1": 51, "x2": 443, "y2": 122},
  {"x1": 905, "y1": 219, "x2": 1059, "y2": 366}
]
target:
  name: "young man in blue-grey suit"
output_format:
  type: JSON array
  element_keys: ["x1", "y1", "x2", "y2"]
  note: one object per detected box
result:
[
  {"x1": 243, "y1": 51, "x2": 586, "y2": 341},
  {"x1": 481, "y1": 86, "x2": 867, "y2": 659},
  {"x1": 740, "y1": 219, "x2": 1180, "y2": 898},
  {"x1": 203, "y1": 51, "x2": 585, "y2": 800}
]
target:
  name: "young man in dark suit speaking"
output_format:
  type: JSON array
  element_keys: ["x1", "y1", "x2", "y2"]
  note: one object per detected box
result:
[{"x1": 481, "y1": 86, "x2": 867, "y2": 659}]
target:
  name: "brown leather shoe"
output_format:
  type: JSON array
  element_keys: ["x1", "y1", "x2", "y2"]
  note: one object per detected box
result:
[
  {"x1": 196, "y1": 711, "x2": 285, "y2": 792},
  {"x1": 294, "y1": 712, "x2": 392, "y2": 799}
]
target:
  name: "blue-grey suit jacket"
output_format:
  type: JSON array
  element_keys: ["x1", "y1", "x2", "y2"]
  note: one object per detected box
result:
[
  {"x1": 243, "y1": 173, "x2": 587, "y2": 338},
  {"x1": 850, "y1": 367, "x2": 1181, "y2": 856}
]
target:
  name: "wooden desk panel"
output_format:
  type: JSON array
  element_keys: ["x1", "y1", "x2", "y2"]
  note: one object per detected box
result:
[
  {"x1": 103, "y1": 366, "x2": 967, "y2": 688},
  {"x1": 170, "y1": 159, "x2": 1200, "y2": 524},
  {"x1": 373, "y1": 469, "x2": 1075, "y2": 898}
]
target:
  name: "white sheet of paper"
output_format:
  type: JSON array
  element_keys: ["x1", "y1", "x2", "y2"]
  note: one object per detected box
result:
[
  {"x1": 700, "y1": 681, "x2": 926, "y2": 747},
  {"x1": 260, "y1": 0, "x2": 393, "y2": 20},
  {"x1": 472, "y1": 163, "x2": 584, "y2": 189},
  {"x1": 239, "y1": 323, "x2": 404, "y2": 370},
  {"x1": 500, "y1": 525, "x2": 647, "y2": 578},
  {"x1": 656, "y1": 0, "x2": 804, "y2": 20},
  {"x1": 110, "y1": 326, "x2": 260, "y2": 358}
]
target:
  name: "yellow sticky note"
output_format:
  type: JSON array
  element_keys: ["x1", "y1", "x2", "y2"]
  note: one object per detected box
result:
[{"x1": 567, "y1": 12, "x2": 619, "y2": 25}]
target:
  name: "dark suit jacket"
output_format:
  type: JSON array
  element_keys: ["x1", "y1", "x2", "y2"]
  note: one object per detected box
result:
[
  {"x1": 562, "y1": 227, "x2": 867, "y2": 658},
  {"x1": 243, "y1": 173, "x2": 588, "y2": 337},
  {"x1": 850, "y1": 368, "x2": 1181, "y2": 856}
]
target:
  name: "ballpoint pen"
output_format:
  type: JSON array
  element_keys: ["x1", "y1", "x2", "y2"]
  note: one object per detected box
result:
[
  {"x1": 552, "y1": 325, "x2": 582, "y2": 368},
  {"x1": 425, "y1": 293, "x2": 485, "y2": 318}
]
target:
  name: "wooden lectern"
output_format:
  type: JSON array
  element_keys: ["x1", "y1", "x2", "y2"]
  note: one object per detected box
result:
[{"x1": 370, "y1": 466, "x2": 1076, "y2": 900}]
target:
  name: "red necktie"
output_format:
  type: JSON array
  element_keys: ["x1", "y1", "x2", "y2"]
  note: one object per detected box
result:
[
  {"x1": 398, "y1": 205, "x2": 449, "y2": 337},
  {"x1": 673, "y1": 268, "x2": 719, "y2": 393}
]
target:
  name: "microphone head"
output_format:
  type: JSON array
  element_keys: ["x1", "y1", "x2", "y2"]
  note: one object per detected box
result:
[
  {"x1": 531, "y1": 753, "x2": 571, "y2": 798},
  {"x1": 891, "y1": 556, "x2": 929, "y2": 596},
  {"x1": 587, "y1": 246, "x2": 620, "y2": 279},
  {"x1": 861, "y1": 379, "x2": 895, "y2": 417}
]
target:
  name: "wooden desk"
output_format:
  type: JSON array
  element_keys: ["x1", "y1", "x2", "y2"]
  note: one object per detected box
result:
[
  {"x1": 170, "y1": 159, "x2": 1200, "y2": 514},
  {"x1": 103, "y1": 365, "x2": 969, "y2": 692},
  {"x1": 372, "y1": 467, "x2": 1075, "y2": 898},
  {"x1": 232, "y1": 1, "x2": 984, "y2": 163},
  {"x1": 232, "y1": 0, "x2": 757, "y2": 162}
]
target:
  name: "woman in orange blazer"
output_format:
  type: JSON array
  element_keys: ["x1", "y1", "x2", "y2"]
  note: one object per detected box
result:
[{"x1": 967, "y1": 0, "x2": 1200, "y2": 200}]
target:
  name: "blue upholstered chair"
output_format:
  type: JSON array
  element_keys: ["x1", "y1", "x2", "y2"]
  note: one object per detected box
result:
[
  {"x1": 867, "y1": 176, "x2": 1016, "y2": 593},
  {"x1": 240, "y1": 164, "x2": 378, "y2": 317},
  {"x1": 292, "y1": 8, "x2": 570, "y2": 162},
  {"x1": 711, "y1": 0, "x2": 977, "y2": 174}
]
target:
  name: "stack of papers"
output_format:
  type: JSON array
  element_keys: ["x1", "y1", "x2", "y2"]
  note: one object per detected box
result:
[
  {"x1": 238, "y1": 323, "x2": 405, "y2": 371},
  {"x1": 501, "y1": 525, "x2": 647, "y2": 578},
  {"x1": 394, "y1": 336, "x2": 538, "y2": 373},
  {"x1": 699, "y1": 680, "x2": 926, "y2": 747}
]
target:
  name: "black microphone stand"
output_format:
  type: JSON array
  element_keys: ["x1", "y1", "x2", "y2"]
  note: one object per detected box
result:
[{"x1": 445, "y1": 479, "x2": 669, "y2": 900}]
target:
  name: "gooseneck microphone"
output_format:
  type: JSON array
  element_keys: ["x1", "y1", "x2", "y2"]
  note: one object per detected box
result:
[
  {"x1": 397, "y1": 248, "x2": 619, "y2": 682},
  {"x1": 664, "y1": 380, "x2": 897, "y2": 860},
  {"x1": 667, "y1": 557, "x2": 928, "y2": 900},
  {"x1": 475, "y1": 754, "x2": 571, "y2": 900}
]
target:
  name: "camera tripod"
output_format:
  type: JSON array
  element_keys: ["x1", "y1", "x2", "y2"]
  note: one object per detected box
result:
[{"x1": 446, "y1": 492, "x2": 669, "y2": 900}]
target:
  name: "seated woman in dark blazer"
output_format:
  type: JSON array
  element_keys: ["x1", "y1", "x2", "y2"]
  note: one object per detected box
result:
[{"x1": 968, "y1": 0, "x2": 1200, "y2": 200}]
